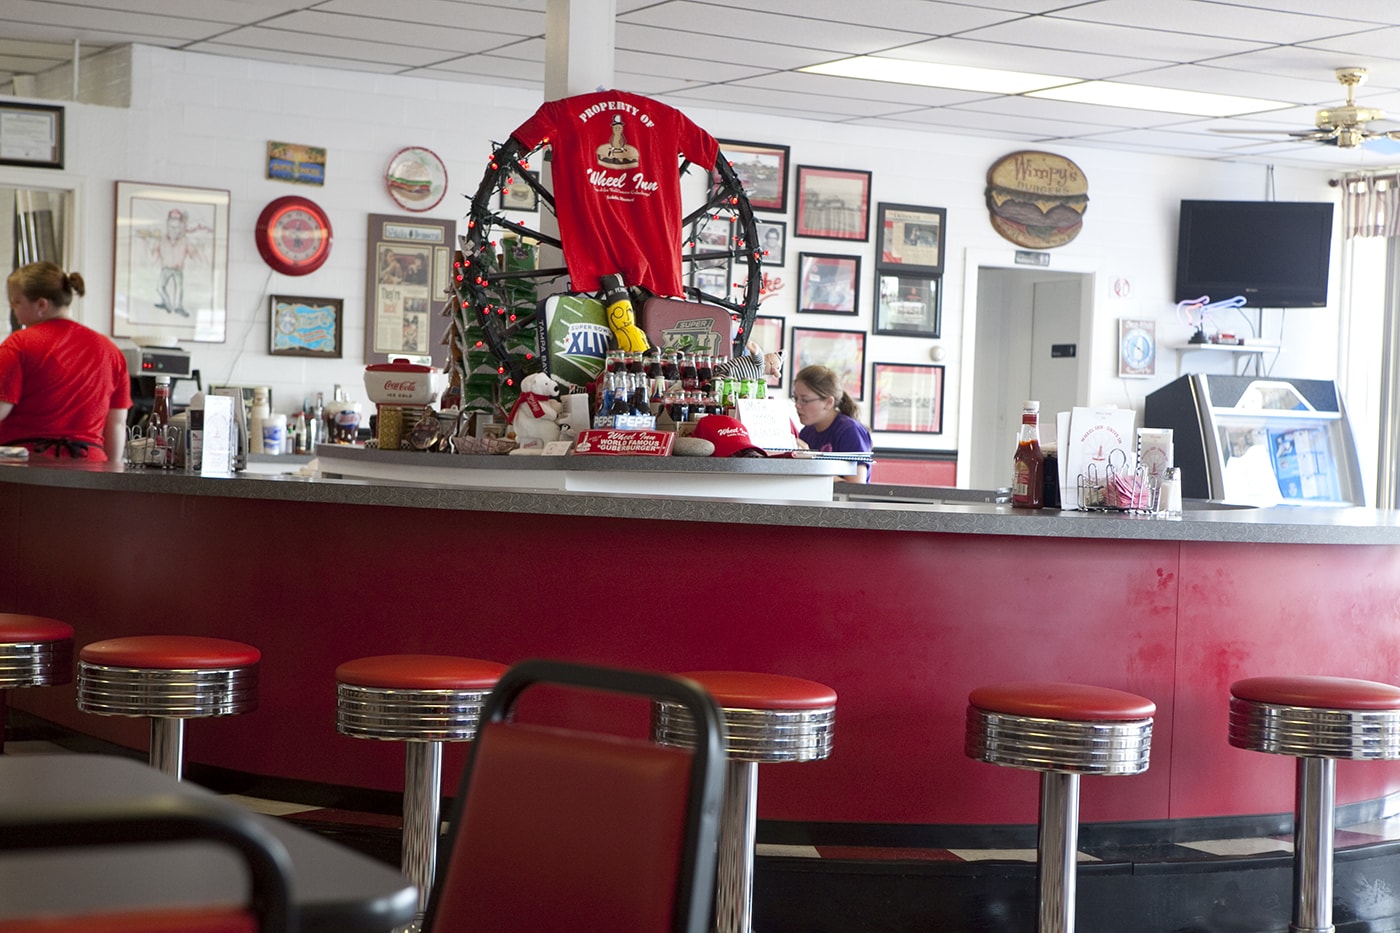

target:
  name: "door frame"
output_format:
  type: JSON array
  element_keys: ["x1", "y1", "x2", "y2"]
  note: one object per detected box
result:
[{"x1": 957, "y1": 248, "x2": 1102, "y2": 487}]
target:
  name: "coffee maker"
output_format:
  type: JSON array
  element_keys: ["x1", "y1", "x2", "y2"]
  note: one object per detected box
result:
[{"x1": 124, "y1": 345, "x2": 198, "y2": 427}]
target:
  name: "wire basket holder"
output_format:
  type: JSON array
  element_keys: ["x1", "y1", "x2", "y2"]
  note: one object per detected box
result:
[{"x1": 1077, "y1": 449, "x2": 1157, "y2": 513}]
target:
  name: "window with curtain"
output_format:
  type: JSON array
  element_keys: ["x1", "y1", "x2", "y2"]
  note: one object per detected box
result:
[{"x1": 1342, "y1": 172, "x2": 1400, "y2": 508}]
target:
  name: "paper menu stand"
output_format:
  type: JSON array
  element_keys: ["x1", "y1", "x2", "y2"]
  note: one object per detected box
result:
[
  {"x1": 1058, "y1": 406, "x2": 1136, "y2": 510},
  {"x1": 201, "y1": 394, "x2": 234, "y2": 477},
  {"x1": 735, "y1": 398, "x2": 799, "y2": 451}
]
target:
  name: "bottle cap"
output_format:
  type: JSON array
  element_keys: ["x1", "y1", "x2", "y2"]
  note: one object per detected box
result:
[{"x1": 1023, "y1": 400, "x2": 1039, "y2": 411}]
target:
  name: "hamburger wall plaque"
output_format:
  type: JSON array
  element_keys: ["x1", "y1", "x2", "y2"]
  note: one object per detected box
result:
[
  {"x1": 385, "y1": 146, "x2": 448, "y2": 212},
  {"x1": 985, "y1": 151, "x2": 1089, "y2": 249}
]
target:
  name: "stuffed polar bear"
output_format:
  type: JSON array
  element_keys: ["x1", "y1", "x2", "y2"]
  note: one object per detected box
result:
[{"x1": 510, "y1": 371, "x2": 564, "y2": 448}]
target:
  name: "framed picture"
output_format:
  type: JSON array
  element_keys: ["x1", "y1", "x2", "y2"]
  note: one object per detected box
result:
[
  {"x1": 875, "y1": 203, "x2": 946, "y2": 275},
  {"x1": 498, "y1": 170, "x2": 539, "y2": 212},
  {"x1": 749, "y1": 315, "x2": 786, "y2": 388},
  {"x1": 0, "y1": 102, "x2": 63, "y2": 168},
  {"x1": 112, "y1": 181, "x2": 230, "y2": 343},
  {"x1": 365, "y1": 214, "x2": 456, "y2": 364},
  {"x1": 689, "y1": 255, "x2": 732, "y2": 299},
  {"x1": 798, "y1": 253, "x2": 860, "y2": 315},
  {"x1": 795, "y1": 165, "x2": 871, "y2": 241},
  {"x1": 269, "y1": 295, "x2": 342, "y2": 357},
  {"x1": 757, "y1": 220, "x2": 786, "y2": 266},
  {"x1": 874, "y1": 272, "x2": 941, "y2": 337},
  {"x1": 791, "y1": 326, "x2": 865, "y2": 400},
  {"x1": 1119, "y1": 318, "x2": 1156, "y2": 378},
  {"x1": 871, "y1": 362, "x2": 945, "y2": 434},
  {"x1": 716, "y1": 139, "x2": 789, "y2": 213}
]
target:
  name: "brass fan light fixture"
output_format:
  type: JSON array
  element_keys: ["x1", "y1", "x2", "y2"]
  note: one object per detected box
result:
[{"x1": 1217, "y1": 67, "x2": 1400, "y2": 148}]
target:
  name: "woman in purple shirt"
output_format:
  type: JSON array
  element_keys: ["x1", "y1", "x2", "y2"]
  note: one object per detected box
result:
[{"x1": 793, "y1": 364, "x2": 872, "y2": 483}]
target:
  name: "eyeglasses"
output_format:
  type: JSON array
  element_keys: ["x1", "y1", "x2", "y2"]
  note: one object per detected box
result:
[{"x1": 792, "y1": 395, "x2": 824, "y2": 406}]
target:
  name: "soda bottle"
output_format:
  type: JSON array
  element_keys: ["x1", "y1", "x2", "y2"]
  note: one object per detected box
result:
[
  {"x1": 1011, "y1": 400, "x2": 1045, "y2": 509},
  {"x1": 629, "y1": 373, "x2": 649, "y2": 415},
  {"x1": 309, "y1": 393, "x2": 324, "y2": 452},
  {"x1": 147, "y1": 375, "x2": 173, "y2": 468},
  {"x1": 696, "y1": 354, "x2": 714, "y2": 391},
  {"x1": 608, "y1": 372, "x2": 631, "y2": 417}
]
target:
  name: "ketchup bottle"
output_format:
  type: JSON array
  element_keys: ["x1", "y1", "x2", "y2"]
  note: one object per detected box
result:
[{"x1": 1011, "y1": 400, "x2": 1045, "y2": 509}]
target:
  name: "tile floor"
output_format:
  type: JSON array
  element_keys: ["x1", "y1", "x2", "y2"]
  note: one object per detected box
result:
[{"x1": 13, "y1": 731, "x2": 1400, "y2": 876}]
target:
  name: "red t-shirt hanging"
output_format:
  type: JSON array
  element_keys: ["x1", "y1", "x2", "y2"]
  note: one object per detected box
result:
[
  {"x1": 511, "y1": 90, "x2": 718, "y2": 298},
  {"x1": 0, "y1": 318, "x2": 131, "y2": 459}
]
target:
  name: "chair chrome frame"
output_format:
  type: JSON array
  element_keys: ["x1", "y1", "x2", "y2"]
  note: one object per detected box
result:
[
  {"x1": 0, "y1": 792, "x2": 295, "y2": 932},
  {"x1": 422, "y1": 658, "x2": 727, "y2": 933}
]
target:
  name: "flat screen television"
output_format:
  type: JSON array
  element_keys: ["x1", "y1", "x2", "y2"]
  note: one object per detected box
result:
[{"x1": 1174, "y1": 200, "x2": 1334, "y2": 308}]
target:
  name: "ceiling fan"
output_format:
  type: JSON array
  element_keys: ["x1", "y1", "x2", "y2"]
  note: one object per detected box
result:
[{"x1": 1215, "y1": 67, "x2": 1400, "y2": 148}]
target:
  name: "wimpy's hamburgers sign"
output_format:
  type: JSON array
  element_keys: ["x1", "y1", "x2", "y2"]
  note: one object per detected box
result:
[{"x1": 985, "y1": 151, "x2": 1089, "y2": 250}]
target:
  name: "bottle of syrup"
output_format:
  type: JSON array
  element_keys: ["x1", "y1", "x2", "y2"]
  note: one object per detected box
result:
[{"x1": 1012, "y1": 400, "x2": 1045, "y2": 509}]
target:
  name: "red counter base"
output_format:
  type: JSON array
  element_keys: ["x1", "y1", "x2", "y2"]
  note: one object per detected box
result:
[{"x1": 7, "y1": 480, "x2": 1400, "y2": 829}]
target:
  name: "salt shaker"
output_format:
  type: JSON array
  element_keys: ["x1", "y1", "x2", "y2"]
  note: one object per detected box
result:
[{"x1": 1157, "y1": 467, "x2": 1183, "y2": 517}]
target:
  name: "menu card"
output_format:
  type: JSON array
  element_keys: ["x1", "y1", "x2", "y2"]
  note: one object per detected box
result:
[{"x1": 1057, "y1": 406, "x2": 1136, "y2": 510}]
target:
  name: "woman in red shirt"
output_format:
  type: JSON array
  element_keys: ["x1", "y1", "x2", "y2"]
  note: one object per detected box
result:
[{"x1": 1, "y1": 262, "x2": 131, "y2": 461}]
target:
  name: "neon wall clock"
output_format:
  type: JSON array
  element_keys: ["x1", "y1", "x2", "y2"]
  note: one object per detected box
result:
[{"x1": 255, "y1": 195, "x2": 332, "y2": 275}]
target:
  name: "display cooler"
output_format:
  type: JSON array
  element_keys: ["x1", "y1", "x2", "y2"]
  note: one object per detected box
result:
[{"x1": 1144, "y1": 374, "x2": 1365, "y2": 506}]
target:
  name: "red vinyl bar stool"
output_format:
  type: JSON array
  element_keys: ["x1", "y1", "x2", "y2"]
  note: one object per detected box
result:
[
  {"x1": 1230, "y1": 675, "x2": 1400, "y2": 933},
  {"x1": 336, "y1": 654, "x2": 506, "y2": 927},
  {"x1": 653, "y1": 670, "x2": 837, "y2": 933},
  {"x1": 76, "y1": 635, "x2": 260, "y2": 780},
  {"x1": 965, "y1": 681, "x2": 1155, "y2": 933},
  {"x1": 0, "y1": 614, "x2": 74, "y2": 752}
]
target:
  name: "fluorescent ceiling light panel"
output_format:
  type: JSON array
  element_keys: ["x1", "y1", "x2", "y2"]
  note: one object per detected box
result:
[
  {"x1": 1028, "y1": 81, "x2": 1292, "y2": 117},
  {"x1": 801, "y1": 56, "x2": 1076, "y2": 95}
]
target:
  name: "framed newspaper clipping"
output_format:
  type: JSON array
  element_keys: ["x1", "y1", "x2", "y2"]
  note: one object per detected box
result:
[{"x1": 364, "y1": 213, "x2": 454, "y2": 365}]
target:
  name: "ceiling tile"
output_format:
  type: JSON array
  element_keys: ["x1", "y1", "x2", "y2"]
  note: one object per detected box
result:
[
  {"x1": 614, "y1": 22, "x2": 833, "y2": 70},
  {"x1": 258, "y1": 10, "x2": 523, "y2": 54},
  {"x1": 687, "y1": 0, "x2": 1022, "y2": 34},
  {"x1": 661, "y1": 82, "x2": 915, "y2": 120},
  {"x1": 1208, "y1": 0, "x2": 1400, "y2": 26},
  {"x1": 618, "y1": 0, "x2": 928, "y2": 54},
  {"x1": 957, "y1": 14, "x2": 1268, "y2": 62},
  {"x1": 1, "y1": 0, "x2": 226, "y2": 41},
  {"x1": 876, "y1": 36, "x2": 1166, "y2": 80},
  {"x1": 1048, "y1": 0, "x2": 1382, "y2": 45},
  {"x1": 8, "y1": 0, "x2": 1400, "y2": 169},
  {"x1": 191, "y1": 25, "x2": 450, "y2": 67},
  {"x1": 316, "y1": 0, "x2": 544, "y2": 34},
  {"x1": 191, "y1": 41, "x2": 406, "y2": 73}
]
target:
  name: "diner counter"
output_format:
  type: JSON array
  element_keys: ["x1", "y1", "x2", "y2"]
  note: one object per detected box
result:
[
  {"x1": 3, "y1": 454, "x2": 1400, "y2": 544},
  {"x1": 6, "y1": 454, "x2": 1400, "y2": 834}
]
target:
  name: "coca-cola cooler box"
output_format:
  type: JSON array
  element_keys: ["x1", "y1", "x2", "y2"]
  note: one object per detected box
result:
[
  {"x1": 363, "y1": 360, "x2": 443, "y2": 405},
  {"x1": 640, "y1": 297, "x2": 730, "y2": 357}
]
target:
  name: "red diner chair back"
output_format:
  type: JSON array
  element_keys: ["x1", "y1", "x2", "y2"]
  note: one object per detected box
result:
[
  {"x1": 0, "y1": 794, "x2": 294, "y2": 933},
  {"x1": 423, "y1": 659, "x2": 726, "y2": 933}
]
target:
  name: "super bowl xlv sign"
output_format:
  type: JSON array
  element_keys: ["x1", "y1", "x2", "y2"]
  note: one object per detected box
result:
[{"x1": 985, "y1": 151, "x2": 1089, "y2": 249}]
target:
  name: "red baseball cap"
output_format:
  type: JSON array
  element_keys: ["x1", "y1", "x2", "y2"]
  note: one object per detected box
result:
[{"x1": 692, "y1": 415, "x2": 767, "y2": 458}]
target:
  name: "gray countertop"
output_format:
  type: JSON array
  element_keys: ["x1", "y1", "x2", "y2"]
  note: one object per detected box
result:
[{"x1": 5, "y1": 455, "x2": 1400, "y2": 545}]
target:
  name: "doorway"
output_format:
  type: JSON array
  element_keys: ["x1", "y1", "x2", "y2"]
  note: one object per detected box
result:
[
  {"x1": 963, "y1": 262, "x2": 1093, "y2": 490},
  {"x1": 0, "y1": 170, "x2": 80, "y2": 337}
]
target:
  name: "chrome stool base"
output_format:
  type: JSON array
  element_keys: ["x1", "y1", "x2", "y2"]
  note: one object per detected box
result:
[
  {"x1": 77, "y1": 636, "x2": 260, "y2": 781},
  {"x1": 966, "y1": 682, "x2": 1155, "y2": 933},
  {"x1": 655, "y1": 671, "x2": 837, "y2": 933},
  {"x1": 335, "y1": 656, "x2": 505, "y2": 926},
  {"x1": 1230, "y1": 677, "x2": 1400, "y2": 933},
  {"x1": 0, "y1": 614, "x2": 74, "y2": 754}
]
